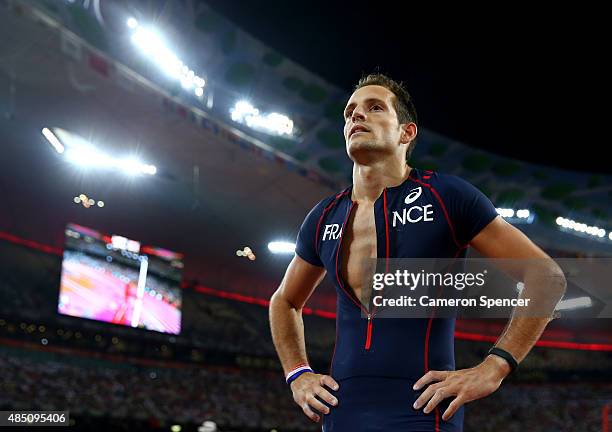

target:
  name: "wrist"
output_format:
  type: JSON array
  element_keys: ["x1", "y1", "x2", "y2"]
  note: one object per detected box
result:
[
  {"x1": 486, "y1": 347, "x2": 518, "y2": 376},
  {"x1": 483, "y1": 354, "x2": 512, "y2": 380},
  {"x1": 289, "y1": 370, "x2": 314, "y2": 389},
  {"x1": 285, "y1": 363, "x2": 314, "y2": 385}
]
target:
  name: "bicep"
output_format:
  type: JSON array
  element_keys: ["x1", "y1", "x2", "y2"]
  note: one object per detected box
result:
[
  {"x1": 470, "y1": 216, "x2": 556, "y2": 280},
  {"x1": 470, "y1": 216, "x2": 548, "y2": 259},
  {"x1": 276, "y1": 254, "x2": 327, "y2": 310}
]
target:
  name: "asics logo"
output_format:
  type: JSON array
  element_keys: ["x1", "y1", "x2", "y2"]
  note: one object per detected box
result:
[
  {"x1": 404, "y1": 187, "x2": 422, "y2": 205},
  {"x1": 394, "y1": 187, "x2": 434, "y2": 227}
]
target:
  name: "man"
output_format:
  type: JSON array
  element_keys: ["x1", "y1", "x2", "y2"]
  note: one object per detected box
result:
[{"x1": 269, "y1": 73, "x2": 566, "y2": 431}]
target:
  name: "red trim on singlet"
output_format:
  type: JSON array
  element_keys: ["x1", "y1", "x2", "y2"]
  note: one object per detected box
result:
[
  {"x1": 334, "y1": 202, "x2": 366, "y2": 312},
  {"x1": 453, "y1": 244, "x2": 469, "y2": 259},
  {"x1": 407, "y1": 176, "x2": 464, "y2": 250},
  {"x1": 329, "y1": 311, "x2": 340, "y2": 374},
  {"x1": 424, "y1": 238, "x2": 466, "y2": 378},
  {"x1": 315, "y1": 190, "x2": 350, "y2": 252},
  {"x1": 426, "y1": 292, "x2": 443, "y2": 432},
  {"x1": 363, "y1": 188, "x2": 393, "y2": 349},
  {"x1": 365, "y1": 317, "x2": 373, "y2": 350},
  {"x1": 412, "y1": 172, "x2": 464, "y2": 432},
  {"x1": 383, "y1": 189, "x2": 390, "y2": 273},
  {"x1": 424, "y1": 315, "x2": 434, "y2": 372},
  {"x1": 429, "y1": 186, "x2": 463, "y2": 249}
]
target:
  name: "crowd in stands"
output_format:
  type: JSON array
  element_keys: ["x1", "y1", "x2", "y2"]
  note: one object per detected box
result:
[
  {"x1": 1, "y1": 348, "x2": 609, "y2": 432},
  {"x1": 0, "y1": 349, "x2": 315, "y2": 431},
  {"x1": 464, "y1": 383, "x2": 610, "y2": 432},
  {"x1": 1, "y1": 241, "x2": 611, "y2": 430}
]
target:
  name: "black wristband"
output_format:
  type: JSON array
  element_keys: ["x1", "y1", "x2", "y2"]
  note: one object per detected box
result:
[{"x1": 487, "y1": 347, "x2": 518, "y2": 374}]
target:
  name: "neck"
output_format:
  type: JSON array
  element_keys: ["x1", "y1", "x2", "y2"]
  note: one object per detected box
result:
[{"x1": 352, "y1": 160, "x2": 412, "y2": 203}]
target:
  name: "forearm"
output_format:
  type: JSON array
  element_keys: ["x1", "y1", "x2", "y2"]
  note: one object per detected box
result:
[
  {"x1": 270, "y1": 291, "x2": 310, "y2": 375},
  {"x1": 493, "y1": 317, "x2": 549, "y2": 363},
  {"x1": 493, "y1": 264, "x2": 566, "y2": 363}
]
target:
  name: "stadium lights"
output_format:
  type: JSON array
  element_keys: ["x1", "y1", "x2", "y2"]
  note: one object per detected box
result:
[
  {"x1": 127, "y1": 17, "x2": 138, "y2": 29},
  {"x1": 555, "y1": 216, "x2": 607, "y2": 240},
  {"x1": 73, "y1": 194, "x2": 104, "y2": 209},
  {"x1": 236, "y1": 246, "x2": 256, "y2": 261},
  {"x1": 230, "y1": 100, "x2": 294, "y2": 136},
  {"x1": 126, "y1": 18, "x2": 205, "y2": 98},
  {"x1": 520, "y1": 284, "x2": 593, "y2": 312},
  {"x1": 555, "y1": 296, "x2": 592, "y2": 311},
  {"x1": 131, "y1": 255, "x2": 148, "y2": 328},
  {"x1": 496, "y1": 208, "x2": 534, "y2": 224},
  {"x1": 268, "y1": 241, "x2": 296, "y2": 254},
  {"x1": 42, "y1": 128, "x2": 65, "y2": 154},
  {"x1": 45, "y1": 127, "x2": 157, "y2": 176},
  {"x1": 198, "y1": 421, "x2": 217, "y2": 432},
  {"x1": 516, "y1": 209, "x2": 530, "y2": 218},
  {"x1": 497, "y1": 208, "x2": 515, "y2": 218}
]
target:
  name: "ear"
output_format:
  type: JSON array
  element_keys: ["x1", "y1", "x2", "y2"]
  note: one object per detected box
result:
[{"x1": 400, "y1": 122, "x2": 417, "y2": 145}]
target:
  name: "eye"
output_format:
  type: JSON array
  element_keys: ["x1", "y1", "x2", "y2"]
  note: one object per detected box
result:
[
  {"x1": 344, "y1": 110, "x2": 353, "y2": 119},
  {"x1": 371, "y1": 105, "x2": 383, "y2": 111}
]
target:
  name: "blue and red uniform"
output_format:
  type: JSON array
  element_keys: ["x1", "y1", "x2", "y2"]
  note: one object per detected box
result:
[{"x1": 295, "y1": 168, "x2": 499, "y2": 431}]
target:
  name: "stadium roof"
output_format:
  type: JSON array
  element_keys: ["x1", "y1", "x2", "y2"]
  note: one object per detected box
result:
[
  {"x1": 204, "y1": 0, "x2": 609, "y2": 176},
  {"x1": 0, "y1": 1, "x2": 610, "y2": 308}
]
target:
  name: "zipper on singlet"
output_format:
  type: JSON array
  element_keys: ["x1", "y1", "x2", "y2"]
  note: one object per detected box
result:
[
  {"x1": 363, "y1": 188, "x2": 390, "y2": 351},
  {"x1": 365, "y1": 313, "x2": 373, "y2": 350},
  {"x1": 337, "y1": 187, "x2": 392, "y2": 352},
  {"x1": 363, "y1": 187, "x2": 391, "y2": 351}
]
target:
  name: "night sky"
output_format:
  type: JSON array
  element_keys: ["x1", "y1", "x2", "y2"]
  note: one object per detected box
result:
[{"x1": 203, "y1": 1, "x2": 609, "y2": 174}]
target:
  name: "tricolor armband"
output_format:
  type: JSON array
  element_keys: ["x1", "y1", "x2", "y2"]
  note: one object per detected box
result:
[{"x1": 286, "y1": 363, "x2": 314, "y2": 385}]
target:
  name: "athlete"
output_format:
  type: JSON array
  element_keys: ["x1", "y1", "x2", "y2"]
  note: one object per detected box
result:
[{"x1": 269, "y1": 73, "x2": 566, "y2": 431}]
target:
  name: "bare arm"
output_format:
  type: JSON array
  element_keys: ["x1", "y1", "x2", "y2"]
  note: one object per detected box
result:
[
  {"x1": 269, "y1": 254, "x2": 326, "y2": 375},
  {"x1": 269, "y1": 254, "x2": 338, "y2": 422},
  {"x1": 414, "y1": 216, "x2": 566, "y2": 420},
  {"x1": 470, "y1": 216, "x2": 567, "y2": 364}
]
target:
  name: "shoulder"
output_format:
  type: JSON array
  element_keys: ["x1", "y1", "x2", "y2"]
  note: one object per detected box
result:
[
  {"x1": 418, "y1": 170, "x2": 471, "y2": 188},
  {"x1": 421, "y1": 171, "x2": 483, "y2": 198},
  {"x1": 300, "y1": 187, "x2": 351, "y2": 225},
  {"x1": 307, "y1": 187, "x2": 351, "y2": 214}
]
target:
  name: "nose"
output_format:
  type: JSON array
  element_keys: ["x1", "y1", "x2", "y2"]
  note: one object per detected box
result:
[{"x1": 351, "y1": 105, "x2": 366, "y2": 122}]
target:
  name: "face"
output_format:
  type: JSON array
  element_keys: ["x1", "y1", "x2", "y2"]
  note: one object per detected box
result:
[{"x1": 343, "y1": 85, "x2": 412, "y2": 161}]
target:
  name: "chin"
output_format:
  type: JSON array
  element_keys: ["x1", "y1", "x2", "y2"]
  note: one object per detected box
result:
[
  {"x1": 349, "y1": 139, "x2": 379, "y2": 151},
  {"x1": 347, "y1": 140, "x2": 382, "y2": 161}
]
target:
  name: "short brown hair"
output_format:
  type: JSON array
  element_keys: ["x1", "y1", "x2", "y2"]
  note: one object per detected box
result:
[{"x1": 355, "y1": 73, "x2": 418, "y2": 161}]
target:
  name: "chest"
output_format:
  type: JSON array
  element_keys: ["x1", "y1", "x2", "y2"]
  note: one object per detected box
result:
[
  {"x1": 337, "y1": 203, "x2": 377, "y2": 301},
  {"x1": 317, "y1": 189, "x2": 457, "y2": 274},
  {"x1": 343, "y1": 203, "x2": 377, "y2": 257}
]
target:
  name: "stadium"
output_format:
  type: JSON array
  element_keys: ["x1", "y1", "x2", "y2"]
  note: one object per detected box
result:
[{"x1": 0, "y1": 1, "x2": 610, "y2": 431}]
